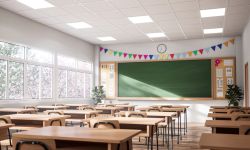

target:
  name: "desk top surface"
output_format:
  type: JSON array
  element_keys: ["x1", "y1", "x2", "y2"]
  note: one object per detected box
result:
[
  {"x1": 8, "y1": 114, "x2": 71, "y2": 121},
  {"x1": 205, "y1": 120, "x2": 250, "y2": 128},
  {"x1": 0, "y1": 124, "x2": 14, "y2": 129},
  {"x1": 200, "y1": 133, "x2": 250, "y2": 150},
  {"x1": 92, "y1": 117, "x2": 163, "y2": 125},
  {"x1": 60, "y1": 110, "x2": 100, "y2": 115},
  {"x1": 119, "y1": 111, "x2": 176, "y2": 117},
  {"x1": 0, "y1": 108, "x2": 37, "y2": 113},
  {"x1": 37, "y1": 106, "x2": 69, "y2": 109},
  {"x1": 13, "y1": 126, "x2": 140, "y2": 144},
  {"x1": 95, "y1": 107, "x2": 124, "y2": 110},
  {"x1": 64, "y1": 104, "x2": 89, "y2": 107}
]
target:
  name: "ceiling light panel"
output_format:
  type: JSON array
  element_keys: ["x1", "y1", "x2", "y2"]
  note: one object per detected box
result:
[
  {"x1": 16, "y1": 0, "x2": 55, "y2": 9},
  {"x1": 200, "y1": 8, "x2": 226, "y2": 18},
  {"x1": 203, "y1": 28, "x2": 223, "y2": 34},
  {"x1": 128, "y1": 16, "x2": 153, "y2": 24},
  {"x1": 97, "y1": 36, "x2": 116, "y2": 41},
  {"x1": 146, "y1": 32, "x2": 166, "y2": 38}
]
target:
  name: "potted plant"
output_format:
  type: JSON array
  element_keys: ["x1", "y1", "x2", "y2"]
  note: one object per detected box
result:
[
  {"x1": 225, "y1": 84, "x2": 243, "y2": 107},
  {"x1": 91, "y1": 85, "x2": 106, "y2": 105}
]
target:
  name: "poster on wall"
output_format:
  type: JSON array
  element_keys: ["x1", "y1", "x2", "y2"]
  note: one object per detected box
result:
[
  {"x1": 216, "y1": 78, "x2": 223, "y2": 88},
  {"x1": 216, "y1": 69, "x2": 223, "y2": 77},
  {"x1": 226, "y1": 67, "x2": 233, "y2": 77},
  {"x1": 217, "y1": 88, "x2": 224, "y2": 97},
  {"x1": 224, "y1": 59, "x2": 234, "y2": 66},
  {"x1": 227, "y1": 78, "x2": 234, "y2": 85}
]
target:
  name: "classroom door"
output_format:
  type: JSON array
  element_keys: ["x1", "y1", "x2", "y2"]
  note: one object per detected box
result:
[{"x1": 245, "y1": 63, "x2": 249, "y2": 107}]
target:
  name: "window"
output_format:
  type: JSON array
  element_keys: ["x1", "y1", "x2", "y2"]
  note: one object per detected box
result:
[
  {"x1": 58, "y1": 55, "x2": 76, "y2": 68},
  {"x1": 0, "y1": 41, "x2": 93, "y2": 100},
  {"x1": 78, "y1": 61, "x2": 92, "y2": 72},
  {"x1": 26, "y1": 48, "x2": 53, "y2": 64},
  {"x1": 8, "y1": 61, "x2": 24, "y2": 99},
  {"x1": 0, "y1": 42, "x2": 25, "y2": 59},
  {"x1": 0, "y1": 60, "x2": 7, "y2": 99}
]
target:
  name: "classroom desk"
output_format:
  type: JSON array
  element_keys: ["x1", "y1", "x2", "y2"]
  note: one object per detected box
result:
[
  {"x1": 205, "y1": 120, "x2": 250, "y2": 134},
  {"x1": 117, "y1": 111, "x2": 176, "y2": 148},
  {"x1": 115, "y1": 105, "x2": 136, "y2": 111},
  {"x1": 45, "y1": 109, "x2": 100, "y2": 119},
  {"x1": 207, "y1": 113, "x2": 250, "y2": 120},
  {"x1": 200, "y1": 133, "x2": 250, "y2": 150},
  {"x1": 65, "y1": 104, "x2": 89, "y2": 109},
  {"x1": 12, "y1": 126, "x2": 140, "y2": 150},
  {"x1": 0, "y1": 108, "x2": 37, "y2": 115},
  {"x1": 93, "y1": 117, "x2": 163, "y2": 150},
  {"x1": 8, "y1": 114, "x2": 70, "y2": 130},
  {"x1": 95, "y1": 107, "x2": 124, "y2": 116},
  {"x1": 36, "y1": 105, "x2": 69, "y2": 112}
]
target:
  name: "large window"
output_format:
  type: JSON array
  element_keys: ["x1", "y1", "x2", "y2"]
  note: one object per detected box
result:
[{"x1": 0, "y1": 41, "x2": 93, "y2": 100}]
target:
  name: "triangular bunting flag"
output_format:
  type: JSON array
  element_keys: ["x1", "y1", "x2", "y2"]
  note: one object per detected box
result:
[
  {"x1": 118, "y1": 52, "x2": 123, "y2": 57},
  {"x1": 204, "y1": 47, "x2": 210, "y2": 53},
  {"x1": 144, "y1": 55, "x2": 148, "y2": 59},
  {"x1": 176, "y1": 53, "x2": 181, "y2": 59},
  {"x1": 166, "y1": 54, "x2": 169, "y2": 59},
  {"x1": 193, "y1": 50, "x2": 198, "y2": 55},
  {"x1": 170, "y1": 54, "x2": 174, "y2": 59},
  {"x1": 182, "y1": 53, "x2": 187, "y2": 58},
  {"x1": 211, "y1": 46, "x2": 216, "y2": 51},
  {"x1": 198, "y1": 49, "x2": 203, "y2": 54},
  {"x1": 113, "y1": 51, "x2": 118, "y2": 56},
  {"x1": 133, "y1": 54, "x2": 137, "y2": 59},
  {"x1": 108, "y1": 50, "x2": 113, "y2": 55},
  {"x1": 128, "y1": 54, "x2": 133, "y2": 59},
  {"x1": 99, "y1": 47, "x2": 104, "y2": 52},
  {"x1": 188, "y1": 51, "x2": 193, "y2": 57},
  {"x1": 217, "y1": 44, "x2": 222, "y2": 49},
  {"x1": 104, "y1": 48, "x2": 108, "y2": 53},
  {"x1": 223, "y1": 41, "x2": 229, "y2": 47},
  {"x1": 149, "y1": 55, "x2": 153, "y2": 59},
  {"x1": 138, "y1": 54, "x2": 142, "y2": 59},
  {"x1": 159, "y1": 54, "x2": 164, "y2": 59},
  {"x1": 123, "y1": 53, "x2": 128, "y2": 58},
  {"x1": 229, "y1": 38, "x2": 235, "y2": 44}
]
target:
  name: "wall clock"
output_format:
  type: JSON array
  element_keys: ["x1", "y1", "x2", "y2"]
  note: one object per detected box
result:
[{"x1": 157, "y1": 44, "x2": 167, "y2": 53}]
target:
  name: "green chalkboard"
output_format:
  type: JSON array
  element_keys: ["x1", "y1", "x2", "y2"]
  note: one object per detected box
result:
[{"x1": 118, "y1": 60, "x2": 211, "y2": 98}]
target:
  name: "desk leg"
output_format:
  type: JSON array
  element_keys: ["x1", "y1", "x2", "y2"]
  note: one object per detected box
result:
[
  {"x1": 177, "y1": 114, "x2": 180, "y2": 144},
  {"x1": 151, "y1": 126, "x2": 153, "y2": 150},
  {"x1": 185, "y1": 109, "x2": 187, "y2": 133},
  {"x1": 180, "y1": 112, "x2": 182, "y2": 140},
  {"x1": 156, "y1": 125, "x2": 159, "y2": 150},
  {"x1": 171, "y1": 116, "x2": 173, "y2": 150}
]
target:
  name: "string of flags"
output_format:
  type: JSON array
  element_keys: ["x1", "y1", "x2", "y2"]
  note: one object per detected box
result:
[{"x1": 99, "y1": 38, "x2": 235, "y2": 60}]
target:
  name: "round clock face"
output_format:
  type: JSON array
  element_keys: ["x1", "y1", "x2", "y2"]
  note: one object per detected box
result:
[{"x1": 157, "y1": 44, "x2": 167, "y2": 53}]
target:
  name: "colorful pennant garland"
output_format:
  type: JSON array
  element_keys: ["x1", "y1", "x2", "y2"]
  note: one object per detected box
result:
[{"x1": 99, "y1": 38, "x2": 235, "y2": 60}]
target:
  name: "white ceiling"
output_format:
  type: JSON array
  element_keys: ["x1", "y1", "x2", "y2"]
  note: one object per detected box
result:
[{"x1": 0, "y1": 0, "x2": 250, "y2": 44}]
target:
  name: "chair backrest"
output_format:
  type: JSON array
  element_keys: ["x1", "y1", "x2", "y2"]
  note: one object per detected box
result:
[
  {"x1": 105, "y1": 104, "x2": 115, "y2": 107},
  {"x1": 47, "y1": 118, "x2": 65, "y2": 126},
  {"x1": 24, "y1": 105, "x2": 37, "y2": 110},
  {"x1": 81, "y1": 106, "x2": 96, "y2": 111},
  {"x1": 46, "y1": 111, "x2": 64, "y2": 115},
  {"x1": 147, "y1": 108, "x2": 161, "y2": 112},
  {"x1": 240, "y1": 125, "x2": 250, "y2": 135},
  {"x1": 14, "y1": 139, "x2": 56, "y2": 150},
  {"x1": 52, "y1": 104, "x2": 64, "y2": 106},
  {"x1": 228, "y1": 109, "x2": 246, "y2": 114},
  {"x1": 0, "y1": 116, "x2": 12, "y2": 124},
  {"x1": 233, "y1": 114, "x2": 250, "y2": 121},
  {"x1": 90, "y1": 119, "x2": 120, "y2": 129},
  {"x1": 127, "y1": 112, "x2": 147, "y2": 118},
  {"x1": 159, "y1": 105, "x2": 172, "y2": 109}
]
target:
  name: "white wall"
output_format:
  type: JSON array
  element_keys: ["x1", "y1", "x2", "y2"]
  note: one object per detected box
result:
[
  {"x1": 99, "y1": 36, "x2": 243, "y2": 123},
  {"x1": 0, "y1": 8, "x2": 95, "y2": 107},
  {"x1": 243, "y1": 18, "x2": 250, "y2": 106}
]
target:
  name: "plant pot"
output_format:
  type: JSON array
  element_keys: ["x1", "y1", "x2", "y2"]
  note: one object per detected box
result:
[{"x1": 233, "y1": 101, "x2": 239, "y2": 107}]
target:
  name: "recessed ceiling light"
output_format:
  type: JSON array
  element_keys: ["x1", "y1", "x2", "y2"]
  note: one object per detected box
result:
[
  {"x1": 203, "y1": 28, "x2": 223, "y2": 34},
  {"x1": 67, "y1": 22, "x2": 92, "y2": 29},
  {"x1": 16, "y1": 0, "x2": 54, "y2": 9},
  {"x1": 146, "y1": 33, "x2": 166, "y2": 38},
  {"x1": 200, "y1": 8, "x2": 225, "y2": 18},
  {"x1": 97, "y1": 36, "x2": 116, "y2": 41},
  {"x1": 128, "y1": 16, "x2": 153, "y2": 24}
]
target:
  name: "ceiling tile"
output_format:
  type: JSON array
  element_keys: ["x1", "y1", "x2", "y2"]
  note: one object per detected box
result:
[
  {"x1": 82, "y1": 1, "x2": 116, "y2": 12},
  {"x1": 170, "y1": 1, "x2": 199, "y2": 12},
  {"x1": 227, "y1": 5, "x2": 250, "y2": 15},
  {"x1": 144, "y1": 4, "x2": 172, "y2": 15},
  {"x1": 120, "y1": 7, "x2": 147, "y2": 17},
  {"x1": 151, "y1": 13, "x2": 176, "y2": 22},
  {"x1": 138, "y1": 0, "x2": 169, "y2": 6},
  {"x1": 199, "y1": 0, "x2": 228, "y2": 9},
  {"x1": 202, "y1": 17, "x2": 224, "y2": 28},
  {"x1": 229, "y1": 0, "x2": 250, "y2": 6},
  {"x1": 175, "y1": 10, "x2": 200, "y2": 19},
  {"x1": 109, "y1": 0, "x2": 141, "y2": 9}
]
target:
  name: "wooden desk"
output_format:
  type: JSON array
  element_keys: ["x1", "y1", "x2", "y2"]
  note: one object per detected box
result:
[
  {"x1": 37, "y1": 105, "x2": 69, "y2": 112},
  {"x1": 93, "y1": 117, "x2": 163, "y2": 150},
  {"x1": 0, "y1": 108, "x2": 37, "y2": 115},
  {"x1": 65, "y1": 104, "x2": 89, "y2": 109},
  {"x1": 200, "y1": 133, "x2": 250, "y2": 150},
  {"x1": 115, "y1": 105, "x2": 136, "y2": 111},
  {"x1": 205, "y1": 120, "x2": 250, "y2": 134},
  {"x1": 50, "y1": 110, "x2": 99, "y2": 119},
  {"x1": 208, "y1": 113, "x2": 233, "y2": 120},
  {"x1": 0, "y1": 124, "x2": 14, "y2": 150},
  {"x1": 12, "y1": 126, "x2": 140, "y2": 150},
  {"x1": 8, "y1": 114, "x2": 70, "y2": 128},
  {"x1": 95, "y1": 107, "x2": 124, "y2": 116}
]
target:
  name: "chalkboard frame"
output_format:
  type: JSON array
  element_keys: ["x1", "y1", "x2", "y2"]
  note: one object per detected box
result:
[{"x1": 99, "y1": 57, "x2": 236, "y2": 101}]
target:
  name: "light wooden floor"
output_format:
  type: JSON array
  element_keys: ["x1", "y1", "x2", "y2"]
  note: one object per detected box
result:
[
  {"x1": 133, "y1": 123, "x2": 210, "y2": 150},
  {"x1": 3, "y1": 123, "x2": 210, "y2": 150}
]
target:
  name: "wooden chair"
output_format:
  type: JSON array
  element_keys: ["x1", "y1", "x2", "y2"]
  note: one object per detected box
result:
[
  {"x1": 90, "y1": 119, "x2": 120, "y2": 129},
  {"x1": 24, "y1": 105, "x2": 37, "y2": 113},
  {"x1": 227, "y1": 109, "x2": 246, "y2": 114},
  {"x1": 105, "y1": 104, "x2": 116, "y2": 107},
  {"x1": 127, "y1": 112, "x2": 147, "y2": 118},
  {"x1": 233, "y1": 114, "x2": 250, "y2": 121},
  {"x1": 45, "y1": 111, "x2": 64, "y2": 115},
  {"x1": 159, "y1": 105, "x2": 172, "y2": 109},
  {"x1": 240, "y1": 126, "x2": 250, "y2": 135},
  {"x1": 52, "y1": 104, "x2": 65, "y2": 106},
  {"x1": 79, "y1": 106, "x2": 96, "y2": 111},
  {"x1": 0, "y1": 116, "x2": 12, "y2": 150},
  {"x1": 147, "y1": 108, "x2": 161, "y2": 112},
  {"x1": 46, "y1": 118, "x2": 65, "y2": 127},
  {"x1": 13, "y1": 139, "x2": 56, "y2": 150}
]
